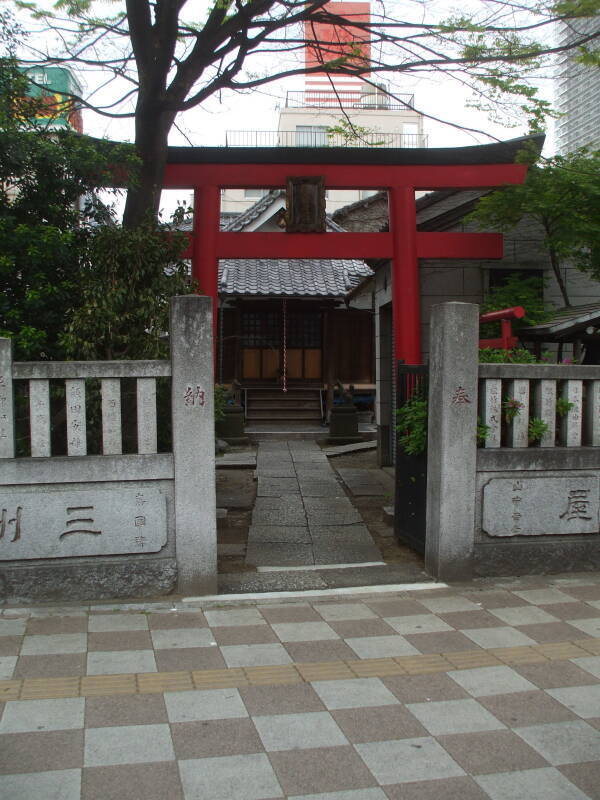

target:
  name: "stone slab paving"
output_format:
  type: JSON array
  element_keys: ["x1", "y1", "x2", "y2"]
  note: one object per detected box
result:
[
  {"x1": 2, "y1": 575, "x2": 600, "y2": 797},
  {"x1": 246, "y1": 442, "x2": 382, "y2": 568}
]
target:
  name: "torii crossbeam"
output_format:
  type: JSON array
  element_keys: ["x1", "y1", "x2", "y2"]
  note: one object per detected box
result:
[{"x1": 163, "y1": 134, "x2": 540, "y2": 365}]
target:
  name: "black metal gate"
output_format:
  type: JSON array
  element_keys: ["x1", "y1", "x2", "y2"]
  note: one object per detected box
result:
[{"x1": 394, "y1": 363, "x2": 429, "y2": 554}]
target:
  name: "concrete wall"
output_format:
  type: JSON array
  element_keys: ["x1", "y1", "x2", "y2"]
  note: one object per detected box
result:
[
  {"x1": 0, "y1": 296, "x2": 217, "y2": 602},
  {"x1": 423, "y1": 302, "x2": 600, "y2": 581}
]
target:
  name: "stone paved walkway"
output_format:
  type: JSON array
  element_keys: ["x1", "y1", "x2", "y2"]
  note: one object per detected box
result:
[
  {"x1": 1, "y1": 574, "x2": 600, "y2": 798},
  {"x1": 246, "y1": 441, "x2": 382, "y2": 569}
]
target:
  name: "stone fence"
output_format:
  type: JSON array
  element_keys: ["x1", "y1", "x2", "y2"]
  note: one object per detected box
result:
[
  {"x1": 425, "y1": 302, "x2": 600, "y2": 582},
  {"x1": 0, "y1": 296, "x2": 217, "y2": 602}
]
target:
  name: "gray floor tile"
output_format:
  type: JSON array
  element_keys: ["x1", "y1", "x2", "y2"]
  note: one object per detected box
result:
[
  {"x1": 312, "y1": 544, "x2": 381, "y2": 565},
  {"x1": 171, "y1": 718, "x2": 263, "y2": 759},
  {"x1": 269, "y1": 746, "x2": 376, "y2": 796},
  {"x1": 246, "y1": 542, "x2": 314, "y2": 567},
  {"x1": 514, "y1": 661, "x2": 599, "y2": 689},
  {"x1": 513, "y1": 589, "x2": 576, "y2": 605},
  {"x1": 284, "y1": 640, "x2": 357, "y2": 663},
  {"x1": 461, "y1": 626, "x2": 537, "y2": 648},
  {"x1": 165, "y1": 688, "x2": 248, "y2": 723},
  {"x1": 82, "y1": 762, "x2": 183, "y2": 800},
  {"x1": 0, "y1": 619, "x2": 26, "y2": 636},
  {"x1": 240, "y1": 684, "x2": 325, "y2": 716},
  {"x1": 479, "y1": 690, "x2": 577, "y2": 727},
  {"x1": 448, "y1": 665, "x2": 538, "y2": 697},
  {"x1": 0, "y1": 697, "x2": 84, "y2": 734},
  {"x1": 314, "y1": 603, "x2": 377, "y2": 622},
  {"x1": 150, "y1": 628, "x2": 216, "y2": 650},
  {"x1": 0, "y1": 635, "x2": 22, "y2": 656},
  {"x1": 515, "y1": 720, "x2": 600, "y2": 765},
  {"x1": 254, "y1": 711, "x2": 348, "y2": 751},
  {"x1": 0, "y1": 656, "x2": 16, "y2": 679},
  {"x1": 327, "y1": 619, "x2": 397, "y2": 639},
  {"x1": 385, "y1": 614, "x2": 454, "y2": 635},
  {"x1": 26, "y1": 616, "x2": 88, "y2": 635},
  {"x1": 84, "y1": 723, "x2": 175, "y2": 767},
  {"x1": 0, "y1": 730, "x2": 84, "y2": 775},
  {"x1": 384, "y1": 776, "x2": 490, "y2": 800},
  {"x1": 205, "y1": 609, "x2": 266, "y2": 627},
  {"x1": 489, "y1": 606, "x2": 559, "y2": 625},
  {"x1": 88, "y1": 614, "x2": 148, "y2": 632},
  {"x1": 178, "y1": 752, "x2": 282, "y2": 800},
  {"x1": 222, "y1": 643, "x2": 293, "y2": 668},
  {"x1": 0, "y1": 768, "x2": 81, "y2": 800},
  {"x1": 312, "y1": 678, "x2": 399, "y2": 710},
  {"x1": 417, "y1": 596, "x2": 481, "y2": 613},
  {"x1": 211, "y1": 625, "x2": 279, "y2": 646},
  {"x1": 355, "y1": 737, "x2": 465, "y2": 784},
  {"x1": 572, "y1": 656, "x2": 600, "y2": 679},
  {"x1": 85, "y1": 694, "x2": 167, "y2": 728},
  {"x1": 437, "y1": 729, "x2": 548, "y2": 775},
  {"x1": 253, "y1": 497, "x2": 307, "y2": 526},
  {"x1": 546, "y1": 684, "x2": 600, "y2": 718},
  {"x1": 257, "y1": 478, "x2": 300, "y2": 496},
  {"x1": 87, "y1": 631, "x2": 153, "y2": 652},
  {"x1": 309, "y1": 525, "x2": 374, "y2": 545},
  {"x1": 248, "y1": 526, "x2": 311, "y2": 544},
  {"x1": 155, "y1": 646, "x2": 226, "y2": 672},
  {"x1": 21, "y1": 633, "x2": 87, "y2": 655},
  {"x1": 566, "y1": 617, "x2": 600, "y2": 637},
  {"x1": 345, "y1": 635, "x2": 419, "y2": 659},
  {"x1": 331, "y1": 705, "x2": 428, "y2": 743},
  {"x1": 475, "y1": 767, "x2": 591, "y2": 799},
  {"x1": 406, "y1": 698, "x2": 505, "y2": 735},
  {"x1": 86, "y1": 650, "x2": 157, "y2": 675},
  {"x1": 288, "y1": 790, "x2": 387, "y2": 800},
  {"x1": 272, "y1": 622, "x2": 339, "y2": 642},
  {"x1": 382, "y1": 673, "x2": 469, "y2": 703},
  {"x1": 304, "y1": 498, "x2": 362, "y2": 526},
  {"x1": 560, "y1": 761, "x2": 600, "y2": 798}
]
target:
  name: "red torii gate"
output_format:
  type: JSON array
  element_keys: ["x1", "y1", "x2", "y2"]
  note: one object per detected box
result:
[{"x1": 163, "y1": 135, "x2": 540, "y2": 365}]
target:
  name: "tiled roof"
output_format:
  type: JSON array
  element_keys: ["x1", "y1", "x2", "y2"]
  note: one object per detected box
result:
[
  {"x1": 224, "y1": 190, "x2": 285, "y2": 231},
  {"x1": 524, "y1": 303, "x2": 600, "y2": 339},
  {"x1": 219, "y1": 258, "x2": 372, "y2": 297}
]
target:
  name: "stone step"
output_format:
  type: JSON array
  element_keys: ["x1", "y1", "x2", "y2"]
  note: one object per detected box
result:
[
  {"x1": 246, "y1": 416, "x2": 321, "y2": 422},
  {"x1": 218, "y1": 564, "x2": 432, "y2": 593},
  {"x1": 248, "y1": 399, "x2": 321, "y2": 412}
]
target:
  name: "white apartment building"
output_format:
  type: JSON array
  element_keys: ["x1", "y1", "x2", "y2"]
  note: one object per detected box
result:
[
  {"x1": 220, "y1": 83, "x2": 426, "y2": 216},
  {"x1": 554, "y1": 15, "x2": 600, "y2": 154}
]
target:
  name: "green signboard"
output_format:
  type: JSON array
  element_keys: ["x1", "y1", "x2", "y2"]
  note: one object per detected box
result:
[{"x1": 20, "y1": 66, "x2": 83, "y2": 133}]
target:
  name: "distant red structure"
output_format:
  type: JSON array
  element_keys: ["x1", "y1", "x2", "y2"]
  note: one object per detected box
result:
[
  {"x1": 304, "y1": 1, "x2": 371, "y2": 93},
  {"x1": 479, "y1": 306, "x2": 526, "y2": 350}
]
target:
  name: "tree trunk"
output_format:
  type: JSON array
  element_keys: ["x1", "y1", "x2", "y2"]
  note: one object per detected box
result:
[
  {"x1": 122, "y1": 100, "x2": 176, "y2": 228},
  {"x1": 548, "y1": 246, "x2": 571, "y2": 308}
]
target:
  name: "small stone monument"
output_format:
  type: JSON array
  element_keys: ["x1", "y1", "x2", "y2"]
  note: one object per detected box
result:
[
  {"x1": 216, "y1": 380, "x2": 249, "y2": 445},
  {"x1": 328, "y1": 381, "x2": 362, "y2": 443}
]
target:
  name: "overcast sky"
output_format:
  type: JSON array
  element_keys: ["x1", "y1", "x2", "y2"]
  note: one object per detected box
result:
[{"x1": 14, "y1": 1, "x2": 560, "y2": 215}]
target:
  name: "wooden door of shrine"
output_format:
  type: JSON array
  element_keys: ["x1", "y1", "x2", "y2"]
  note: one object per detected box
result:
[
  {"x1": 241, "y1": 309, "x2": 281, "y2": 380},
  {"x1": 241, "y1": 306, "x2": 323, "y2": 383}
]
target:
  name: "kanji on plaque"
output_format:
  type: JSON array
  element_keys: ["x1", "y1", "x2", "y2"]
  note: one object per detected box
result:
[{"x1": 0, "y1": 488, "x2": 167, "y2": 560}]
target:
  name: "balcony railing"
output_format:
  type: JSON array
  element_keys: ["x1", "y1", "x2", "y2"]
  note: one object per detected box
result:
[
  {"x1": 224, "y1": 130, "x2": 428, "y2": 148},
  {"x1": 285, "y1": 89, "x2": 415, "y2": 111}
]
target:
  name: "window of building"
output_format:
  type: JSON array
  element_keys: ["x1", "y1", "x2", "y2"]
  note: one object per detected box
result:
[{"x1": 295, "y1": 125, "x2": 328, "y2": 147}]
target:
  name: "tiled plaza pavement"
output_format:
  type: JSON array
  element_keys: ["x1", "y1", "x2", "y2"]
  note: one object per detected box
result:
[
  {"x1": 1, "y1": 574, "x2": 600, "y2": 798},
  {"x1": 246, "y1": 441, "x2": 382, "y2": 568}
]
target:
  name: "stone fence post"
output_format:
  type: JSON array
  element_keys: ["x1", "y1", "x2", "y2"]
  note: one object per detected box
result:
[
  {"x1": 425, "y1": 302, "x2": 479, "y2": 581},
  {"x1": 170, "y1": 295, "x2": 217, "y2": 594},
  {"x1": 0, "y1": 338, "x2": 15, "y2": 458}
]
